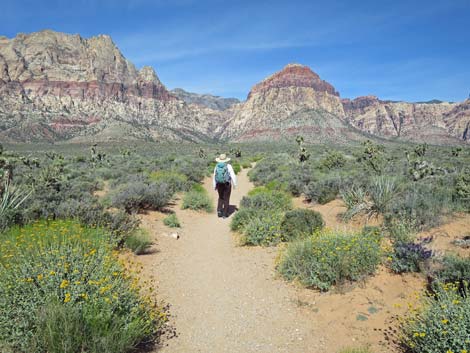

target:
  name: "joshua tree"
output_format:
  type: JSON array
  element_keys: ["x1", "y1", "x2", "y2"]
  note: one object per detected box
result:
[{"x1": 295, "y1": 135, "x2": 310, "y2": 163}]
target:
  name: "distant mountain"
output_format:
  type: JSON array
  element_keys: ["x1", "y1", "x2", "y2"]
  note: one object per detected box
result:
[
  {"x1": 219, "y1": 64, "x2": 468, "y2": 144},
  {"x1": 0, "y1": 30, "x2": 224, "y2": 143},
  {"x1": 170, "y1": 88, "x2": 239, "y2": 111},
  {"x1": 0, "y1": 30, "x2": 468, "y2": 145},
  {"x1": 218, "y1": 64, "x2": 357, "y2": 143}
]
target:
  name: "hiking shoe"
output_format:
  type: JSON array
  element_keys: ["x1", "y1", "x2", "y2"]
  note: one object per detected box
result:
[{"x1": 217, "y1": 212, "x2": 223, "y2": 218}]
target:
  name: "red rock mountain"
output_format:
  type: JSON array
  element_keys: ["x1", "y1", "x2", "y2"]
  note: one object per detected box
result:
[
  {"x1": 218, "y1": 64, "x2": 351, "y2": 142},
  {"x1": 0, "y1": 30, "x2": 223, "y2": 142},
  {"x1": 0, "y1": 30, "x2": 468, "y2": 145}
]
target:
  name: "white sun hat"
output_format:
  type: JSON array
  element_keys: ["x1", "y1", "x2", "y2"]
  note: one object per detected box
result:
[{"x1": 215, "y1": 153, "x2": 231, "y2": 163}]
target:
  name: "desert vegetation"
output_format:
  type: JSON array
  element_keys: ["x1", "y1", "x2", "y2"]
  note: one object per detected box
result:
[{"x1": 1, "y1": 140, "x2": 469, "y2": 352}]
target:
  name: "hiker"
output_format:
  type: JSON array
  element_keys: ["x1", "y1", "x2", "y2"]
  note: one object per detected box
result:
[{"x1": 213, "y1": 153, "x2": 237, "y2": 218}]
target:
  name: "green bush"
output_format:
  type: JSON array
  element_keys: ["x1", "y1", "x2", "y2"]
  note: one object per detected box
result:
[
  {"x1": 124, "y1": 229, "x2": 153, "y2": 255},
  {"x1": 280, "y1": 209, "x2": 324, "y2": 241},
  {"x1": 241, "y1": 212, "x2": 283, "y2": 246},
  {"x1": 278, "y1": 229, "x2": 382, "y2": 291},
  {"x1": 230, "y1": 207, "x2": 263, "y2": 232},
  {"x1": 399, "y1": 283, "x2": 470, "y2": 353},
  {"x1": 430, "y1": 255, "x2": 470, "y2": 292},
  {"x1": 320, "y1": 150, "x2": 347, "y2": 170},
  {"x1": 181, "y1": 185, "x2": 213, "y2": 212},
  {"x1": 0, "y1": 220, "x2": 163, "y2": 353},
  {"x1": 149, "y1": 170, "x2": 189, "y2": 194},
  {"x1": 163, "y1": 213, "x2": 181, "y2": 228},
  {"x1": 241, "y1": 188, "x2": 292, "y2": 211}
]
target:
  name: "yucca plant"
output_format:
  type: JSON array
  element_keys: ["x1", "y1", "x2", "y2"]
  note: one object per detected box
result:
[
  {"x1": 0, "y1": 178, "x2": 31, "y2": 217},
  {"x1": 341, "y1": 177, "x2": 397, "y2": 220}
]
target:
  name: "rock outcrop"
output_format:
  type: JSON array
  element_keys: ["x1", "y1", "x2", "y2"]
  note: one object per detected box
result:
[
  {"x1": 0, "y1": 30, "x2": 468, "y2": 145},
  {"x1": 170, "y1": 88, "x2": 239, "y2": 111},
  {"x1": 342, "y1": 96, "x2": 466, "y2": 143},
  {"x1": 0, "y1": 30, "x2": 223, "y2": 142},
  {"x1": 219, "y1": 64, "x2": 348, "y2": 142}
]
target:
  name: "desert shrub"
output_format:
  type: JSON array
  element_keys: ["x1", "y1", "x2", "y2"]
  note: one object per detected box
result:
[
  {"x1": 230, "y1": 207, "x2": 264, "y2": 232},
  {"x1": 429, "y1": 255, "x2": 470, "y2": 292},
  {"x1": 241, "y1": 188, "x2": 292, "y2": 211},
  {"x1": 174, "y1": 158, "x2": 206, "y2": 182},
  {"x1": 231, "y1": 160, "x2": 241, "y2": 174},
  {"x1": 181, "y1": 184, "x2": 213, "y2": 212},
  {"x1": 241, "y1": 161, "x2": 252, "y2": 169},
  {"x1": 342, "y1": 177, "x2": 397, "y2": 220},
  {"x1": 280, "y1": 209, "x2": 324, "y2": 241},
  {"x1": 125, "y1": 229, "x2": 153, "y2": 255},
  {"x1": 399, "y1": 283, "x2": 470, "y2": 353},
  {"x1": 0, "y1": 220, "x2": 163, "y2": 353},
  {"x1": 388, "y1": 182, "x2": 451, "y2": 230},
  {"x1": 110, "y1": 180, "x2": 172, "y2": 213},
  {"x1": 163, "y1": 213, "x2": 181, "y2": 228},
  {"x1": 320, "y1": 150, "x2": 346, "y2": 170},
  {"x1": 305, "y1": 179, "x2": 340, "y2": 204},
  {"x1": 454, "y1": 168, "x2": 470, "y2": 210},
  {"x1": 385, "y1": 218, "x2": 416, "y2": 244},
  {"x1": 286, "y1": 166, "x2": 316, "y2": 196},
  {"x1": 241, "y1": 212, "x2": 283, "y2": 246},
  {"x1": 389, "y1": 240, "x2": 433, "y2": 274},
  {"x1": 278, "y1": 229, "x2": 382, "y2": 291},
  {"x1": 149, "y1": 170, "x2": 189, "y2": 194}
]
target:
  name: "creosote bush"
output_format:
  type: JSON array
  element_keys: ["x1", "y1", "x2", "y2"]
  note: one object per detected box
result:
[
  {"x1": 277, "y1": 228, "x2": 382, "y2": 291},
  {"x1": 280, "y1": 209, "x2": 324, "y2": 241}
]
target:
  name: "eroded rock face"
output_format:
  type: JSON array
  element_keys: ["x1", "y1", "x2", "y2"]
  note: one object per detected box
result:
[
  {"x1": 219, "y1": 64, "x2": 346, "y2": 142},
  {"x1": 0, "y1": 30, "x2": 468, "y2": 145},
  {"x1": 0, "y1": 30, "x2": 223, "y2": 142},
  {"x1": 170, "y1": 88, "x2": 240, "y2": 111},
  {"x1": 342, "y1": 96, "x2": 466, "y2": 143},
  {"x1": 248, "y1": 63, "x2": 339, "y2": 98}
]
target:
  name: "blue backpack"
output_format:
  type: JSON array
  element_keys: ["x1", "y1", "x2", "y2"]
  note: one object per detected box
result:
[{"x1": 215, "y1": 162, "x2": 230, "y2": 184}]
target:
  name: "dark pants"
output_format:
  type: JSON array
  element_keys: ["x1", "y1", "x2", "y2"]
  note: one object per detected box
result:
[{"x1": 216, "y1": 182, "x2": 232, "y2": 216}]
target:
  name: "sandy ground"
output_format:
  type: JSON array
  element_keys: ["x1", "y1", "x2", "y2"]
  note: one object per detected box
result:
[{"x1": 129, "y1": 168, "x2": 469, "y2": 353}]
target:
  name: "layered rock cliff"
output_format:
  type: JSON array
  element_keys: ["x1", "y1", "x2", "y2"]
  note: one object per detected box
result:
[
  {"x1": 219, "y1": 64, "x2": 350, "y2": 142},
  {"x1": 0, "y1": 30, "x2": 223, "y2": 142},
  {"x1": 170, "y1": 88, "x2": 239, "y2": 111},
  {"x1": 0, "y1": 30, "x2": 468, "y2": 145},
  {"x1": 342, "y1": 96, "x2": 467, "y2": 143}
]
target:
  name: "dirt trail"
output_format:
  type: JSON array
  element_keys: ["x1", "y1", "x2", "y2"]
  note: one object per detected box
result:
[
  {"x1": 136, "y1": 168, "x2": 436, "y2": 353},
  {"x1": 140, "y1": 168, "x2": 326, "y2": 353}
]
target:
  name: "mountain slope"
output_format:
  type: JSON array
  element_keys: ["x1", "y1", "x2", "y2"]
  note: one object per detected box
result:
[
  {"x1": 220, "y1": 64, "x2": 346, "y2": 142},
  {"x1": 170, "y1": 88, "x2": 239, "y2": 111},
  {"x1": 0, "y1": 30, "x2": 224, "y2": 143}
]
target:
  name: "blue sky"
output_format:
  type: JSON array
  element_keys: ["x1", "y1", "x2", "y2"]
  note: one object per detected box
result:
[{"x1": 2, "y1": 0, "x2": 470, "y2": 101}]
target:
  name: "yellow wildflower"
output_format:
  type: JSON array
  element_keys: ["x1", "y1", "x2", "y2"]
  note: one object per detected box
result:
[
  {"x1": 59, "y1": 279, "x2": 69, "y2": 289},
  {"x1": 64, "y1": 293, "x2": 71, "y2": 303}
]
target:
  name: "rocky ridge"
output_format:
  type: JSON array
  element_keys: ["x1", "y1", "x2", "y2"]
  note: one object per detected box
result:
[
  {"x1": 0, "y1": 30, "x2": 223, "y2": 142},
  {"x1": 0, "y1": 30, "x2": 468, "y2": 145},
  {"x1": 170, "y1": 88, "x2": 239, "y2": 111}
]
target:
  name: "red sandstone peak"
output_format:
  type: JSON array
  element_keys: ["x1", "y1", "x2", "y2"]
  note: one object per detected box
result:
[{"x1": 248, "y1": 63, "x2": 339, "y2": 98}]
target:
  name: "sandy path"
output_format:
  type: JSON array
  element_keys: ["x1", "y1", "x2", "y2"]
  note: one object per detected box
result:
[{"x1": 140, "y1": 168, "x2": 326, "y2": 353}]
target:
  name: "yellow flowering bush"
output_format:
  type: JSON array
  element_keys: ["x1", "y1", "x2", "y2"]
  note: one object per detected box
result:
[
  {"x1": 0, "y1": 220, "x2": 164, "y2": 353},
  {"x1": 277, "y1": 228, "x2": 382, "y2": 291},
  {"x1": 400, "y1": 282, "x2": 470, "y2": 352}
]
